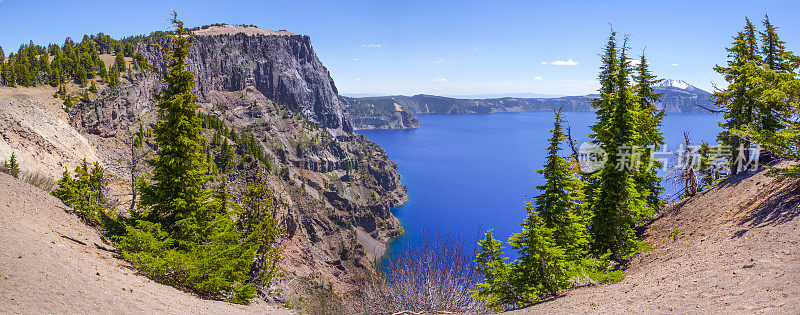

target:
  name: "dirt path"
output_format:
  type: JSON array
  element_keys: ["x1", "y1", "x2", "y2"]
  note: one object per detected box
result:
[
  {"x1": 0, "y1": 173, "x2": 291, "y2": 314},
  {"x1": 511, "y1": 163, "x2": 800, "y2": 314}
]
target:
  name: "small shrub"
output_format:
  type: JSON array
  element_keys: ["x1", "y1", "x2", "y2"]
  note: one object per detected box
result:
[
  {"x1": 669, "y1": 227, "x2": 680, "y2": 242},
  {"x1": 51, "y1": 159, "x2": 107, "y2": 225},
  {"x1": 20, "y1": 171, "x2": 57, "y2": 191},
  {"x1": 0, "y1": 152, "x2": 21, "y2": 178}
]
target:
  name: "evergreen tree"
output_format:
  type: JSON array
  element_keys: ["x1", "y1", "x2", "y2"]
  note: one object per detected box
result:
[
  {"x1": 107, "y1": 14, "x2": 261, "y2": 304},
  {"x1": 631, "y1": 53, "x2": 665, "y2": 217},
  {"x1": 738, "y1": 17, "x2": 800, "y2": 177},
  {"x1": 115, "y1": 53, "x2": 126, "y2": 72},
  {"x1": 589, "y1": 36, "x2": 647, "y2": 260},
  {"x1": 0, "y1": 46, "x2": 4, "y2": 63},
  {"x1": 107, "y1": 65, "x2": 120, "y2": 88},
  {"x1": 473, "y1": 230, "x2": 525, "y2": 311},
  {"x1": 7, "y1": 152, "x2": 20, "y2": 178},
  {"x1": 508, "y1": 109, "x2": 588, "y2": 300},
  {"x1": 525, "y1": 108, "x2": 588, "y2": 261},
  {"x1": 239, "y1": 174, "x2": 284, "y2": 288},
  {"x1": 713, "y1": 18, "x2": 762, "y2": 175},
  {"x1": 89, "y1": 80, "x2": 98, "y2": 94}
]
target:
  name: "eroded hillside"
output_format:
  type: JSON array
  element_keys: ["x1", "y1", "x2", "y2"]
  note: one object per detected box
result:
[
  {"x1": 511, "y1": 162, "x2": 800, "y2": 313},
  {"x1": 0, "y1": 25, "x2": 407, "y2": 299}
]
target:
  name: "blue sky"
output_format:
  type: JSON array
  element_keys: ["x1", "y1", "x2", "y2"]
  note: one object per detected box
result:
[{"x1": 1, "y1": 0, "x2": 798, "y2": 96}]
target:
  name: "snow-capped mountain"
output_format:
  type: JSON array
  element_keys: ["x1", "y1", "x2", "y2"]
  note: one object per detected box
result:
[
  {"x1": 656, "y1": 79, "x2": 695, "y2": 91},
  {"x1": 652, "y1": 79, "x2": 713, "y2": 112}
]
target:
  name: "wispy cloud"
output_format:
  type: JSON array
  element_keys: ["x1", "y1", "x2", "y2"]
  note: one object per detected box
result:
[
  {"x1": 433, "y1": 57, "x2": 453, "y2": 65},
  {"x1": 547, "y1": 59, "x2": 579, "y2": 66},
  {"x1": 670, "y1": 63, "x2": 680, "y2": 66},
  {"x1": 361, "y1": 43, "x2": 383, "y2": 48},
  {"x1": 533, "y1": 76, "x2": 544, "y2": 80},
  {"x1": 355, "y1": 78, "x2": 361, "y2": 81},
  {"x1": 434, "y1": 78, "x2": 448, "y2": 83},
  {"x1": 353, "y1": 58, "x2": 360, "y2": 61},
  {"x1": 541, "y1": 61, "x2": 548, "y2": 65}
]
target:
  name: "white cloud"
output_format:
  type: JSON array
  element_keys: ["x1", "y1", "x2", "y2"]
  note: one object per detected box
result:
[
  {"x1": 361, "y1": 44, "x2": 383, "y2": 48},
  {"x1": 541, "y1": 61, "x2": 548, "y2": 65},
  {"x1": 353, "y1": 58, "x2": 360, "y2": 61},
  {"x1": 533, "y1": 76, "x2": 544, "y2": 80},
  {"x1": 670, "y1": 63, "x2": 680, "y2": 66},
  {"x1": 434, "y1": 78, "x2": 448, "y2": 83},
  {"x1": 548, "y1": 59, "x2": 579, "y2": 66},
  {"x1": 355, "y1": 78, "x2": 361, "y2": 81},
  {"x1": 433, "y1": 57, "x2": 452, "y2": 65},
  {"x1": 628, "y1": 59, "x2": 641, "y2": 65}
]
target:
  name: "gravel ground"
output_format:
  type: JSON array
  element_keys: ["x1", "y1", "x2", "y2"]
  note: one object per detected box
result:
[
  {"x1": 510, "y1": 162, "x2": 800, "y2": 314},
  {"x1": 0, "y1": 173, "x2": 291, "y2": 314}
]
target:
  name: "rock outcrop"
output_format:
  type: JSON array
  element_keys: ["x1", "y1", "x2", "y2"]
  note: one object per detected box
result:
[
  {"x1": 140, "y1": 30, "x2": 353, "y2": 134},
  {"x1": 2, "y1": 25, "x2": 407, "y2": 299}
]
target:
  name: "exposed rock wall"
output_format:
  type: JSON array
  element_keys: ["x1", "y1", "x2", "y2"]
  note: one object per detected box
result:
[
  {"x1": 62, "y1": 26, "x2": 407, "y2": 298},
  {"x1": 140, "y1": 33, "x2": 353, "y2": 134}
]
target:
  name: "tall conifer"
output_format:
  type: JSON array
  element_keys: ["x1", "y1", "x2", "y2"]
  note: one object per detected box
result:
[{"x1": 589, "y1": 37, "x2": 647, "y2": 260}]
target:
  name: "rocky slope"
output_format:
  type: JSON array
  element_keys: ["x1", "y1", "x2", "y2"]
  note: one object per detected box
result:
[
  {"x1": 0, "y1": 173, "x2": 291, "y2": 313},
  {"x1": 0, "y1": 25, "x2": 407, "y2": 300},
  {"x1": 344, "y1": 81, "x2": 713, "y2": 129},
  {"x1": 510, "y1": 161, "x2": 800, "y2": 313}
]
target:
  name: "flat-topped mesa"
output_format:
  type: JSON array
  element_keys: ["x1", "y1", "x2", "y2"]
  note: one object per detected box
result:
[
  {"x1": 140, "y1": 24, "x2": 353, "y2": 133},
  {"x1": 193, "y1": 24, "x2": 298, "y2": 37}
]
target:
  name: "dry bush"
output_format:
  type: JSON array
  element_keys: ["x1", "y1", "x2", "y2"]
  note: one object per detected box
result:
[
  {"x1": 302, "y1": 234, "x2": 487, "y2": 314},
  {"x1": 385, "y1": 234, "x2": 487, "y2": 314},
  {"x1": 20, "y1": 171, "x2": 57, "y2": 192}
]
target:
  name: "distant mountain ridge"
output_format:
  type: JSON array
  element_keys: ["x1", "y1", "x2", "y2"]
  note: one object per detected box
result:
[{"x1": 343, "y1": 80, "x2": 714, "y2": 129}]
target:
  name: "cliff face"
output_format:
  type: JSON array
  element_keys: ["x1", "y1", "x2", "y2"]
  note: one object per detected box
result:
[
  {"x1": 140, "y1": 31, "x2": 353, "y2": 134},
  {"x1": 340, "y1": 96, "x2": 421, "y2": 130},
  {"x1": 345, "y1": 84, "x2": 713, "y2": 129},
  {"x1": 61, "y1": 26, "x2": 406, "y2": 298}
]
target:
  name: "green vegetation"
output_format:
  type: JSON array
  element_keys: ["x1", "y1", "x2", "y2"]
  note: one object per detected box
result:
[
  {"x1": 51, "y1": 159, "x2": 107, "y2": 225},
  {"x1": 714, "y1": 16, "x2": 800, "y2": 177},
  {"x1": 0, "y1": 25, "x2": 151, "y2": 90},
  {"x1": 474, "y1": 31, "x2": 664, "y2": 310},
  {"x1": 3, "y1": 152, "x2": 21, "y2": 179},
  {"x1": 48, "y1": 14, "x2": 282, "y2": 304}
]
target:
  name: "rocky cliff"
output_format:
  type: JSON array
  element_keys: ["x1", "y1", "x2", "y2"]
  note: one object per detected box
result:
[
  {"x1": 1, "y1": 25, "x2": 407, "y2": 299},
  {"x1": 345, "y1": 81, "x2": 713, "y2": 129}
]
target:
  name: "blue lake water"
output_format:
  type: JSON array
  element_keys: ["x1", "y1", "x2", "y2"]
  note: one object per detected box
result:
[{"x1": 358, "y1": 111, "x2": 723, "y2": 260}]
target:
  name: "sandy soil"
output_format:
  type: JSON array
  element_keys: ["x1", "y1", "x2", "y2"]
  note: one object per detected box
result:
[
  {"x1": 511, "y1": 162, "x2": 800, "y2": 314},
  {"x1": 0, "y1": 86, "x2": 100, "y2": 179},
  {"x1": 194, "y1": 25, "x2": 297, "y2": 36},
  {"x1": 0, "y1": 173, "x2": 291, "y2": 314}
]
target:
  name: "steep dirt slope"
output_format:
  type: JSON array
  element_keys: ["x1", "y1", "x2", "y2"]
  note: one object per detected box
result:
[
  {"x1": 512, "y1": 162, "x2": 800, "y2": 313},
  {"x1": 0, "y1": 86, "x2": 100, "y2": 179},
  {"x1": 0, "y1": 173, "x2": 290, "y2": 314}
]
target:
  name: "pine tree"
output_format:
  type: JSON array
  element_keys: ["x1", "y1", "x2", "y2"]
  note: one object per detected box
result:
[
  {"x1": 115, "y1": 53, "x2": 126, "y2": 72},
  {"x1": 107, "y1": 65, "x2": 120, "y2": 88},
  {"x1": 713, "y1": 18, "x2": 762, "y2": 175},
  {"x1": 89, "y1": 80, "x2": 98, "y2": 94},
  {"x1": 7, "y1": 152, "x2": 20, "y2": 178},
  {"x1": 631, "y1": 53, "x2": 665, "y2": 218},
  {"x1": 589, "y1": 36, "x2": 647, "y2": 261},
  {"x1": 0, "y1": 46, "x2": 4, "y2": 63},
  {"x1": 508, "y1": 205, "x2": 570, "y2": 300},
  {"x1": 507, "y1": 109, "x2": 588, "y2": 300},
  {"x1": 527, "y1": 108, "x2": 589, "y2": 261},
  {"x1": 473, "y1": 230, "x2": 526, "y2": 311},
  {"x1": 107, "y1": 13, "x2": 260, "y2": 304},
  {"x1": 738, "y1": 17, "x2": 800, "y2": 176}
]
